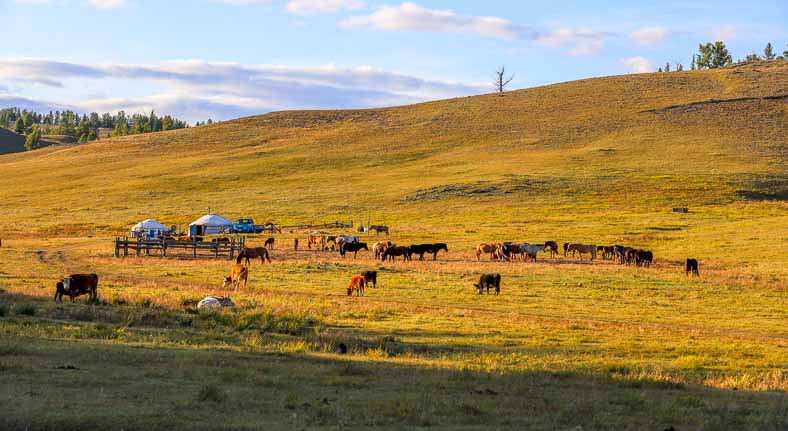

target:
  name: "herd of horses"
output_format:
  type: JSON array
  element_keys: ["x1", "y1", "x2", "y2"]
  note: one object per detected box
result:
[{"x1": 474, "y1": 241, "x2": 655, "y2": 268}]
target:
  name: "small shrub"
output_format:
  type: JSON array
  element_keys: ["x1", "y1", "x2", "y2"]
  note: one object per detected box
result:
[
  {"x1": 196, "y1": 384, "x2": 226, "y2": 403},
  {"x1": 0, "y1": 303, "x2": 8, "y2": 317},
  {"x1": 14, "y1": 304, "x2": 36, "y2": 316}
]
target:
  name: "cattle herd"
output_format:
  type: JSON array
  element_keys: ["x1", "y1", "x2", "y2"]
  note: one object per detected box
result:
[{"x1": 52, "y1": 231, "x2": 701, "y2": 305}]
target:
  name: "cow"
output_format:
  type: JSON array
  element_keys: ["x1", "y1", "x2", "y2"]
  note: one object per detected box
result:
[
  {"x1": 222, "y1": 264, "x2": 249, "y2": 291},
  {"x1": 340, "y1": 242, "x2": 369, "y2": 258},
  {"x1": 476, "y1": 243, "x2": 498, "y2": 261},
  {"x1": 347, "y1": 275, "x2": 365, "y2": 297},
  {"x1": 686, "y1": 258, "x2": 700, "y2": 276},
  {"x1": 382, "y1": 246, "x2": 411, "y2": 262},
  {"x1": 54, "y1": 273, "x2": 99, "y2": 303},
  {"x1": 360, "y1": 270, "x2": 377, "y2": 288},
  {"x1": 474, "y1": 273, "x2": 501, "y2": 295},
  {"x1": 372, "y1": 241, "x2": 392, "y2": 259}
]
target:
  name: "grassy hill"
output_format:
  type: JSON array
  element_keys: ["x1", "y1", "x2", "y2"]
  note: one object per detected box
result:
[
  {"x1": 0, "y1": 61, "x2": 786, "y2": 430},
  {"x1": 0, "y1": 128, "x2": 77, "y2": 155}
]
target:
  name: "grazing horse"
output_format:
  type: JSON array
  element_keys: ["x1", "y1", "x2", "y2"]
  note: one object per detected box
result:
[
  {"x1": 236, "y1": 247, "x2": 271, "y2": 265},
  {"x1": 476, "y1": 243, "x2": 498, "y2": 261},
  {"x1": 307, "y1": 235, "x2": 324, "y2": 250},
  {"x1": 563, "y1": 243, "x2": 570, "y2": 256},
  {"x1": 382, "y1": 246, "x2": 411, "y2": 262},
  {"x1": 544, "y1": 241, "x2": 559, "y2": 258},
  {"x1": 474, "y1": 273, "x2": 501, "y2": 295},
  {"x1": 369, "y1": 225, "x2": 390, "y2": 236},
  {"x1": 361, "y1": 270, "x2": 377, "y2": 288},
  {"x1": 686, "y1": 258, "x2": 700, "y2": 276},
  {"x1": 635, "y1": 250, "x2": 653, "y2": 267},
  {"x1": 372, "y1": 241, "x2": 392, "y2": 259},
  {"x1": 625, "y1": 248, "x2": 637, "y2": 266},
  {"x1": 340, "y1": 242, "x2": 369, "y2": 258},
  {"x1": 567, "y1": 244, "x2": 597, "y2": 260},
  {"x1": 347, "y1": 275, "x2": 365, "y2": 297},
  {"x1": 521, "y1": 243, "x2": 546, "y2": 262},
  {"x1": 264, "y1": 237, "x2": 275, "y2": 250},
  {"x1": 408, "y1": 243, "x2": 448, "y2": 261},
  {"x1": 222, "y1": 264, "x2": 248, "y2": 291}
]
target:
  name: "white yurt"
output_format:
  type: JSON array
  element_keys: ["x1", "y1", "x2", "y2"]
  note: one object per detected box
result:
[
  {"x1": 131, "y1": 219, "x2": 170, "y2": 238},
  {"x1": 189, "y1": 213, "x2": 233, "y2": 236}
]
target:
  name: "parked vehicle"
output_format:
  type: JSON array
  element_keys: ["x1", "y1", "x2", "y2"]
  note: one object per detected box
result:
[{"x1": 231, "y1": 218, "x2": 264, "y2": 234}]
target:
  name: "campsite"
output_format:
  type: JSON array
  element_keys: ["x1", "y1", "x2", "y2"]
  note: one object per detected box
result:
[{"x1": 0, "y1": 3, "x2": 786, "y2": 429}]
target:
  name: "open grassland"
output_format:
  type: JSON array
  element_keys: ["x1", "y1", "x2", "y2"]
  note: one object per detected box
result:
[{"x1": 0, "y1": 62, "x2": 786, "y2": 429}]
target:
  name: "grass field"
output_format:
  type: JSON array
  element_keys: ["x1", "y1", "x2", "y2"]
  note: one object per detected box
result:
[{"x1": 0, "y1": 61, "x2": 786, "y2": 430}]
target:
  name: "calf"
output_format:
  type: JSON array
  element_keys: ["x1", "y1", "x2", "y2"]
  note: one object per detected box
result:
[
  {"x1": 222, "y1": 264, "x2": 249, "y2": 291},
  {"x1": 347, "y1": 275, "x2": 365, "y2": 297},
  {"x1": 686, "y1": 258, "x2": 700, "y2": 276},
  {"x1": 360, "y1": 270, "x2": 377, "y2": 288},
  {"x1": 54, "y1": 273, "x2": 99, "y2": 303},
  {"x1": 474, "y1": 273, "x2": 501, "y2": 295}
]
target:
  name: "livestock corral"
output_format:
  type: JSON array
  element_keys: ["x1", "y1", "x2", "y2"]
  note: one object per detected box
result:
[{"x1": 0, "y1": 62, "x2": 786, "y2": 430}]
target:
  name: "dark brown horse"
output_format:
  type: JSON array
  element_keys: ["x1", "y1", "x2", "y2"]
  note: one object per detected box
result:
[
  {"x1": 544, "y1": 241, "x2": 559, "y2": 258},
  {"x1": 264, "y1": 237, "x2": 275, "y2": 250},
  {"x1": 237, "y1": 247, "x2": 271, "y2": 265},
  {"x1": 382, "y1": 246, "x2": 411, "y2": 262}
]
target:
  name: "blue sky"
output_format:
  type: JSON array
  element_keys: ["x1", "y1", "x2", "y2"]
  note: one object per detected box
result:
[{"x1": 1, "y1": 0, "x2": 785, "y2": 122}]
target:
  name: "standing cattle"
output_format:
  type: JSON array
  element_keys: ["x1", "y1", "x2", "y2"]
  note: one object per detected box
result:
[
  {"x1": 339, "y1": 242, "x2": 369, "y2": 258},
  {"x1": 54, "y1": 273, "x2": 99, "y2": 303},
  {"x1": 474, "y1": 273, "x2": 501, "y2": 295},
  {"x1": 686, "y1": 259, "x2": 700, "y2": 276},
  {"x1": 222, "y1": 264, "x2": 249, "y2": 291}
]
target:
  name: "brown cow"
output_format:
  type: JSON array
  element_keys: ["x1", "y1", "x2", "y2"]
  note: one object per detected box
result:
[
  {"x1": 360, "y1": 270, "x2": 377, "y2": 288},
  {"x1": 222, "y1": 264, "x2": 248, "y2": 291},
  {"x1": 54, "y1": 273, "x2": 98, "y2": 303}
]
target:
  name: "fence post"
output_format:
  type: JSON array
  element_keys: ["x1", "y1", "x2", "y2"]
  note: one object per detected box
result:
[{"x1": 193, "y1": 240, "x2": 197, "y2": 258}]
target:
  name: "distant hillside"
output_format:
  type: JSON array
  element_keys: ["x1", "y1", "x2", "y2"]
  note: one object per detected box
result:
[
  {"x1": 0, "y1": 61, "x2": 785, "y2": 236},
  {"x1": 0, "y1": 127, "x2": 25, "y2": 155}
]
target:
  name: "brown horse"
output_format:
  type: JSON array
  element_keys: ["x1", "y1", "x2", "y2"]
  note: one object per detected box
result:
[
  {"x1": 369, "y1": 225, "x2": 390, "y2": 236},
  {"x1": 264, "y1": 237, "x2": 275, "y2": 250},
  {"x1": 544, "y1": 241, "x2": 559, "y2": 258},
  {"x1": 381, "y1": 246, "x2": 411, "y2": 262},
  {"x1": 566, "y1": 244, "x2": 597, "y2": 260},
  {"x1": 307, "y1": 235, "x2": 324, "y2": 250},
  {"x1": 476, "y1": 243, "x2": 498, "y2": 260},
  {"x1": 347, "y1": 275, "x2": 365, "y2": 297},
  {"x1": 236, "y1": 247, "x2": 271, "y2": 265}
]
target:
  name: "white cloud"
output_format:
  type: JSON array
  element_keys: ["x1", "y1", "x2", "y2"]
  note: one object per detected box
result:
[
  {"x1": 621, "y1": 56, "x2": 654, "y2": 74},
  {"x1": 711, "y1": 25, "x2": 737, "y2": 41},
  {"x1": 341, "y1": 2, "x2": 525, "y2": 39},
  {"x1": 286, "y1": 0, "x2": 364, "y2": 14},
  {"x1": 0, "y1": 58, "x2": 488, "y2": 121},
  {"x1": 537, "y1": 28, "x2": 607, "y2": 56},
  {"x1": 631, "y1": 26, "x2": 669, "y2": 45},
  {"x1": 88, "y1": 0, "x2": 126, "y2": 8}
]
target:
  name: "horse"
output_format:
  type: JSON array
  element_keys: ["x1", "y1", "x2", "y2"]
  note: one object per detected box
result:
[
  {"x1": 293, "y1": 238, "x2": 299, "y2": 251},
  {"x1": 369, "y1": 225, "x2": 389, "y2": 236},
  {"x1": 361, "y1": 270, "x2": 377, "y2": 288},
  {"x1": 521, "y1": 243, "x2": 546, "y2": 262},
  {"x1": 222, "y1": 264, "x2": 248, "y2": 291},
  {"x1": 686, "y1": 258, "x2": 699, "y2": 276},
  {"x1": 563, "y1": 242, "x2": 570, "y2": 256},
  {"x1": 474, "y1": 273, "x2": 501, "y2": 295},
  {"x1": 336, "y1": 236, "x2": 359, "y2": 250},
  {"x1": 347, "y1": 275, "x2": 365, "y2": 297},
  {"x1": 408, "y1": 243, "x2": 447, "y2": 261},
  {"x1": 307, "y1": 235, "x2": 324, "y2": 250},
  {"x1": 264, "y1": 237, "x2": 275, "y2": 250},
  {"x1": 625, "y1": 248, "x2": 637, "y2": 266},
  {"x1": 544, "y1": 241, "x2": 559, "y2": 258},
  {"x1": 635, "y1": 250, "x2": 653, "y2": 267},
  {"x1": 382, "y1": 246, "x2": 411, "y2": 262},
  {"x1": 340, "y1": 242, "x2": 369, "y2": 258},
  {"x1": 372, "y1": 241, "x2": 392, "y2": 259},
  {"x1": 476, "y1": 243, "x2": 498, "y2": 261},
  {"x1": 567, "y1": 244, "x2": 597, "y2": 260},
  {"x1": 236, "y1": 247, "x2": 271, "y2": 265}
]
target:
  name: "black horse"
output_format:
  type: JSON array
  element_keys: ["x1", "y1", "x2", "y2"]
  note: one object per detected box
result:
[
  {"x1": 408, "y1": 243, "x2": 449, "y2": 261},
  {"x1": 339, "y1": 242, "x2": 368, "y2": 258}
]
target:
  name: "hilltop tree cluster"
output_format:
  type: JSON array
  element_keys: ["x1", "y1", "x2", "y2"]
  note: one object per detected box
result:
[
  {"x1": 658, "y1": 41, "x2": 786, "y2": 73},
  {"x1": 0, "y1": 108, "x2": 191, "y2": 145}
]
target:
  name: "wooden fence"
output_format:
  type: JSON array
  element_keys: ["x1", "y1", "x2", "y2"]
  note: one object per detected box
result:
[
  {"x1": 280, "y1": 220, "x2": 353, "y2": 231},
  {"x1": 114, "y1": 236, "x2": 246, "y2": 260}
]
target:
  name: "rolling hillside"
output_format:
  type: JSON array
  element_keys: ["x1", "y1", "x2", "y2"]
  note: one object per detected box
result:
[{"x1": 0, "y1": 61, "x2": 786, "y2": 430}]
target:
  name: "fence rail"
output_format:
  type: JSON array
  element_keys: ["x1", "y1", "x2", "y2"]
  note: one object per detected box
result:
[
  {"x1": 114, "y1": 236, "x2": 245, "y2": 259},
  {"x1": 280, "y1": 220, "x2": 353, "y2": 230}
]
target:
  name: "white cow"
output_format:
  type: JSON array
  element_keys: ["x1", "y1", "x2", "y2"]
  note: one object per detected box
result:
[{"x1": 197, "y1": 296, "x2": 235, "y2": 310}]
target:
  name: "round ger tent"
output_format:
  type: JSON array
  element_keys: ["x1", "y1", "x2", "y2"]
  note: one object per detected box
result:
[
  {"x1": 189, "y1": 213, "x2": 233, "y2": 236},
  {"x1": 131, "y1": 219, "x2": 170, "y2": 238}
]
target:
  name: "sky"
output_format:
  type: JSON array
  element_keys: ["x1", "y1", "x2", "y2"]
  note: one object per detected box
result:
[{"x1": 0, "y1": 0, "x2": 785, "y2": 122}]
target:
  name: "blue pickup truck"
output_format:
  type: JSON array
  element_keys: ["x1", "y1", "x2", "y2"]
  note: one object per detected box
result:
[{"x1": 231, "y1": 218, "x2": 264, "y2": 234}]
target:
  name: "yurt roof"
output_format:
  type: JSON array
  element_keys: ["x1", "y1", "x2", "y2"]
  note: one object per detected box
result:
[
  {"x1": 189, "y1": 213, "x2": 233, "y2": 226},
  {"x1": 131, "y1": 219, "x2": 169, "y2": 231}
]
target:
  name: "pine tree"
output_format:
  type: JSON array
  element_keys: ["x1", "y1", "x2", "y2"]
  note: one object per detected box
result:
[
  {"x1": 14, "y1": 117, "x2": 25, "y2": 134},
  {"x1": 658, "y1": 67, "x2": 663, "y2": 72},
  {"x1": 676, "y1": 63, "x2": 683, "y2": 71},
  {"x1": 763, "y1": 42, "x2": 775, "y2": 60},
  {"x1": 24, "y1": 125, "x2": 42, "y2": 150},
  {"x1": 665, "y1": 62, "x2": 671, "y2": 72}
]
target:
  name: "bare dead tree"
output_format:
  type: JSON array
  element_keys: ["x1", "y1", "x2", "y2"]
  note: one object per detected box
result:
[{"x1": 494, "y1": 66, "x2": 514, "y2": 95}]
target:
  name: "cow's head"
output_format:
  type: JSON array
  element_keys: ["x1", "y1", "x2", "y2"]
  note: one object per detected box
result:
[
  {"x1": 473, "y1": 283, "x2": 483, "y2": 294},
  {"x1": 222, "y1": 276, "x2": 232, "y2": 289},
  {"x1": 62, "y1": 277, "x2": 72, "y2": 292},
  {"x1": 347, "y1": 287, "x2": 353, "y2": 296}
]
